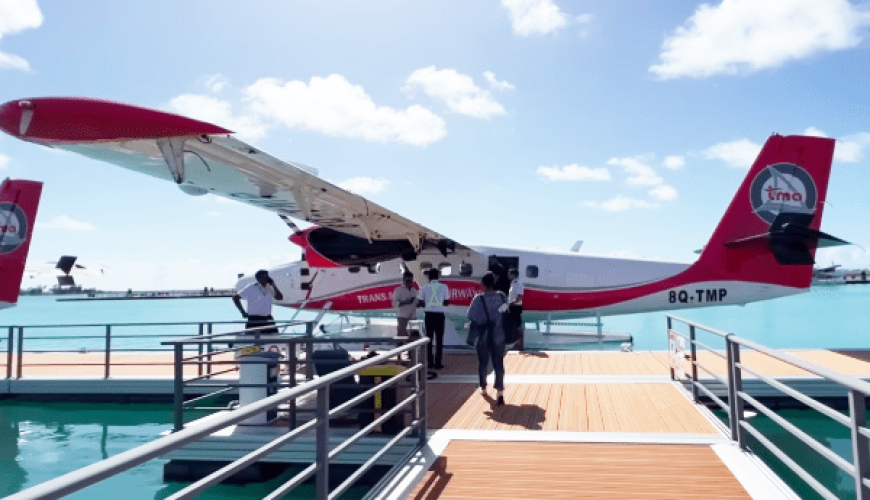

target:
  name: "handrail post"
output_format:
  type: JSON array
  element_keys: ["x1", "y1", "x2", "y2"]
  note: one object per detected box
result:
[
  {"x1": 306, "y1": 322, "x2": 315, "y2": 381},
  {"x1": 173, "y1": 343, "x2": 184, "y2": 432},
  {"x1": 6, "y1": 326, "x2": 13, "y2": 379},
  {"x1": 725, "y1": 335, "x2": 739, "y2": 443},
  {"x1": 16, "y1": 327, "x2": 24, "y2": 379},
  {"x1": 849, "y1": 390, "x2": 870, "y2": 500},
  {"x1": 411, "y1": 343, "x2": 421, "y2": 439},
  {"x1": 104, "y1": 325, "x2": 112, "y2": 379},
  {"x1": 689, "y1": 325, "x2": 699, "y2": 403},
  {"x1": 207, "y1": 323, "x2": 213, "y2": 377},
  {"x1": 288, "y1": 340, "x2": 297, "y2": 430},
  {"x1": 419, "y1": 341, "x2": 428, "y2": 447},
  {"x1": 730, "y1": 340, "x2": 746, "y2": 449},
  {"x1": 667, "y1": 317, "x2": 674, "y2": 380},
  {"x1": 315, "y1": 385, "x2": 329, "y2": 499},
  {"x1": 197, "y1": 323, "x2": 204, "y2": 377}
]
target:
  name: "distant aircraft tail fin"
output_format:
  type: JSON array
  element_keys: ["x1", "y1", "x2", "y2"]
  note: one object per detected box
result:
[
  {"x1": 692, "y1": 135, "x2": 843, "y2": 289},
  {"x1": 0, "y1": 179, "x2": 43, "y2": 307}
]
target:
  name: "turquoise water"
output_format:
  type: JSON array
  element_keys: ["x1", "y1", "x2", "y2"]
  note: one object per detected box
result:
[
  {"x1": 4, "y1": 285, "x2": 869, "y2": 352},
  {"x1": 2, "y1": 287, "x2": 870, "y2": 498},
  {"x1": 0, "y1": 401, "x2": 368, "y2": 499}
]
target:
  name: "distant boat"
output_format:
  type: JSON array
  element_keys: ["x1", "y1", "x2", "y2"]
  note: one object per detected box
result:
[{"x1": 812, "y1": 264, "x2": 870, "y2": 285}]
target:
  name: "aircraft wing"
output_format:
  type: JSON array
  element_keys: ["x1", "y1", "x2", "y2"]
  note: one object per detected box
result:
[{"x1": 0, "y1": 98, "x2": 468, "y2": 265}]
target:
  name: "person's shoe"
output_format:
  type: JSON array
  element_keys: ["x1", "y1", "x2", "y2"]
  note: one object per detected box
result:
[
  {"x1": 433, "y1": 363, "x2": 445, "y2": 370},
  {"x1": 497, "y1": 393, "x2": 505, "y2": 406},
  {"x1": 478, "y1": 386, "x2": 487, "y2": 394}
]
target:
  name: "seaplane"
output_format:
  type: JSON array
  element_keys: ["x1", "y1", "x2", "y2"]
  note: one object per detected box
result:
[
  {"x1": 0, "y1": 98, "x2": 852, "y2": 341},
  {"x1": 26, "y1": 255, "x2": 107, "y2": 288},
  {"x1": 0, "y1": 178, "x2": 43, "y2": 310}
]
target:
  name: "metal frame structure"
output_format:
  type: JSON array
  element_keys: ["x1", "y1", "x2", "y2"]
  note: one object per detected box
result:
[
  {"x1": 668, "y1": 314, "x2": 870, "y2": 500},
  {"x1": 163, "y1": 325, "x2": 418, "y2": 432},
  {"x1": 4, "y1": 336, "x2": 429, "y2": 500},
  {"x1": 0, "y1": 319, "x2": 303, "y2": 379}
]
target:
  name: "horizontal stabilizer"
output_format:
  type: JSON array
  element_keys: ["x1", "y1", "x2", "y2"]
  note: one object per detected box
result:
[{"x1": 724, "y1": 212, "x2": 850, "y2": 265}]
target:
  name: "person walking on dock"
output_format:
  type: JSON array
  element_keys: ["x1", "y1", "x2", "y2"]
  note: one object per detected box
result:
[
  {"x1": 417, "y1": 268, "x2": 449, "y2": 369},
  {"x1": 468, "y1": 272, "x2": 508, "y2": 405},
  {"x1": 233, "y1": 270, "x2": 284, "y2": 335},
  {"x1": 392, "y1": 270, "x2": 418, "y2": 337}
]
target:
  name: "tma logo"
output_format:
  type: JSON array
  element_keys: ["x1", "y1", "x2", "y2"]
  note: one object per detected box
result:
[
  {"x1": 749, "y1": 163, "x2": 817, "y2": 225},
  {"x1": 0, "y1": 202, "x2": 27, "y2": 254}
]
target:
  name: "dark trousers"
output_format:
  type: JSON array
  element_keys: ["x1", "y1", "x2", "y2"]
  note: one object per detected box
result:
[
  {"x1": 424, "y1": 312, "x2": 445, "y2": 366},
  {"x1": 246, "y1": 315, "x2": 278, "y2": 335},
  {"x1": 476, "y1": 333, "x2": 505, "y2": 390},
  {"x1": 507, "y1": 305, "x2": 523, "y2": 348}
]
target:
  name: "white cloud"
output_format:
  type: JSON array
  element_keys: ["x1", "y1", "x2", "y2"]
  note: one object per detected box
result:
[
  {"x1": 338, "y1": 177, "x2": 389, "y2": 195},
  {"x1": 0, "y1": 153, "x2": 9, "y2": 169},
  {"x1": 404, "y1": 67, "x2": 506, "y2": 119},
  {"x1": 0, "y1": 0, "x2": 43, "y2": 71},
  {"x1": 607, "y1": 157, "x2": 662, "y2": 186},
  {"x1": 167, "y1": 94, "x2": 269, "y2": 141},
  {"x1": 536, "y1": 164, "x2": 610, "y2": 181},
  {"x1": 649, "y1": 184, "x2": 678, "y2": 201},
  {"x1": 205, "y1": 74, "x2": 228, "y2": 93},
  {"x1": 502, "y1": 0, "x2": 568, "y2": 36},
  {"x1": 36, "y1": 215, "x2": 95, "y2": 231},
  {"x1": 663, "y1": 155, "x2": 685, "y2": 169},
  {"x1": 206, "y1": 211, "x2": 223, "y2": 217},
  {"x1": 575, "y1": 13, "x2": 594, "y2": 37},
  {"x1": 581, "y1": 195, "x2": 659, "y2": 211},
  {"x1": 650, "y1": 0, "x2": 870, "y2": 79},
  {"x1": 483, "y1": 71, "x2": 515, "y2": 91},
  {"x1": 703, "y1": 138, "x2": 762, "y2": 168},
  {"x1": 803, "y1": 127, "x2": 870, "y2": 163},
  {"x1": 245, "y1": 75, "x2": 446, "y2": 146}
]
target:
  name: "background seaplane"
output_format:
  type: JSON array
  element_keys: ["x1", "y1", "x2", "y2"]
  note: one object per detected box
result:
[
  {"x1": 0, "y1": 98, "x2": 851, "y2": 341},
  {"x1": 0, "y1": 178, "x2": 43, "y2": 310}
]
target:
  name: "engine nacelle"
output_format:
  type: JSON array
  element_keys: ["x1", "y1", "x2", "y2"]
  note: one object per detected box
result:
[{"x1": 290, "y1": 226, "x2": 416, "y2": 268}]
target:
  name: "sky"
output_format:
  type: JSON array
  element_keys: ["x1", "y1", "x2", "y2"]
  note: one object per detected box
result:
[{"x1": 2, "y1": 0, "x2": 870, "y2": 291}]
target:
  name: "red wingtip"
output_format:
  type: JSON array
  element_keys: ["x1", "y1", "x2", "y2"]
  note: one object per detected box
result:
[{"x1": 0, "y1": 97, "x2": 232, "y2": 144}]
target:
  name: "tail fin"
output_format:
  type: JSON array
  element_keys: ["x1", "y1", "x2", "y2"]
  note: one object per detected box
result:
[
  {"x1": 693, "y1": 135, "x2": 838, "y2": 289},
  {"x1": 0, "y1": 179, "x2": 43, "y2": 307}
]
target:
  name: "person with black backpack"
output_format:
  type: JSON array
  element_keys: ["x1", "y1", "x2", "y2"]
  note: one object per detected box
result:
[{"x1": 467, "y1": 272, "x2": 508, "y2": 406}]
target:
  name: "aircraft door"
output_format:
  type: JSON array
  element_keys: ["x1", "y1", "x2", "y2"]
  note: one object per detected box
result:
[{"x1": 488, "y1": 255, "x2": 518, "y2": 293}]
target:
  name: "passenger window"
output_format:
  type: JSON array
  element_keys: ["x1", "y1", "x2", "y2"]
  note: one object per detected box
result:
[
  {"x1": 438, "y1": 263, "x2": 452, "y2": 276},
  {"x1": 526, "y1": 265, "x2": 539, "y2": 279},
  {"x1": 367, "y1": 263, "x2": 380, "y2": 274},
  {"x1": 459, "y1": 263, "x2": 473, "y2": 277},
  {"x1": 420, "y1": 262, "x2": 432, "y2": 270},
  {"x1": 348, "y1": 266, "x2": 361, "y2": 274}
]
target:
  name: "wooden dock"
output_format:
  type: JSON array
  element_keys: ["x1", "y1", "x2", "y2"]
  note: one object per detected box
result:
[{"x1": 7, "y1": 349, "x2": 870, "y2": 498}]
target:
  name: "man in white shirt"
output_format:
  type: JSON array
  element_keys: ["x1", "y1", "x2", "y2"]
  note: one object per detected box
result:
[
  {"x1": 416, "y1": 268, "x2": 450, "y2": 369},
  {"x1": 500, "y1": 267, "x2": 524, "y2": 350},
  {"x1": 392, "y1": 271, "x2": 418, "y2": 337},
  {"x1": 233, "y1": 270, "x2": 284, "y2": 334}
]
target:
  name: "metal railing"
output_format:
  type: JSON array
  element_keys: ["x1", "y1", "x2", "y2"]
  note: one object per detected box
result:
[
  {"x1": 1, "y1": 319, "x2": 304, "y2": 379},
  {"x1": 163, "y1": 325, "x2": 417, "y2": 432},
  {"x1": 5, "y1": 336, "x2": 430, "y2": 500},
  {"x1": 667, "y1": 314, "x2": 870, "y2": 500}
]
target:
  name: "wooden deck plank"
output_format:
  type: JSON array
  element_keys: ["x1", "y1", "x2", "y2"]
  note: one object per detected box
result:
[{"x1": 404, "y1": 441, "x2": 753, "y2": 500}]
